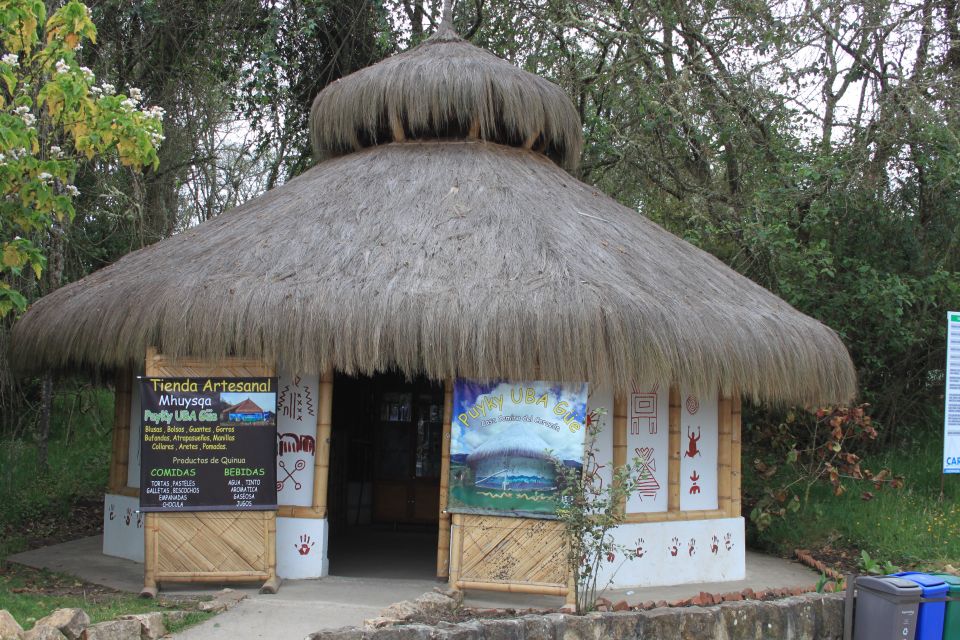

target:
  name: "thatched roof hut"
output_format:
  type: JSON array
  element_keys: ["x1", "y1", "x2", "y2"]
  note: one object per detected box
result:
[{"x1": 10, "y1": 10, "x2": 856, "y2": 406}]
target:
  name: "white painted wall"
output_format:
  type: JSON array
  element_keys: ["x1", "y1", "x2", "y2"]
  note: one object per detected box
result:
[
  {"x1": 679, "y1": 387, "x2": 719, "y2": 511},
  {"x1": 595, "y1": 517, "x2": 745, "y2": 588},
  {"x1": 276, "y1": 372, "x2": 320, "y2": 507},
  {"x1": 587, "y1": 384, "x2": 615, "y2": 494},
  {"x1": 102, "y1": 493, "x2": 144, "y2": 562},
  {"x1": 626, "y1": 383, "x2": 670, "y2": 513},
  {"x1": 277, "y1": 516, "x2": 329, "y2": 578}
]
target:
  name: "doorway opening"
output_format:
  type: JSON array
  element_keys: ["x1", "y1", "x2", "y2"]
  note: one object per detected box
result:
[{"x1": 327, "y1": 372, "x2": 445, "y2": 579}]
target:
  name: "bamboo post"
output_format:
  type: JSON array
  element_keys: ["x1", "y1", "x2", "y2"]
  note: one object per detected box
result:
[
  {"x1": 449, "y1": 513, "x2": 462, "y2": 588},
  {"x1": 612, "y1": 394, "x2": 628, "y2": 513},
  {"x1": 313, "y1": 370, "x2": 334, "y2": 517},
  {"x1": 437, "y1": 379, "x2": 454, "y2": 578},
  {"x1": 108, "y1": 367, "x2": 133, "y2": 493},
  {"x1": 668, "y1": 385, "x2": 681, "y2": 512},
  {"x1": 467, "y1": 118, "x2": 480, "y2": 139},
  {"x1": 259, "y1": 513, "x2": 281, "y2": 594},
  {"x1": 140, "y1": 512, "x2": 158, "y2": 598},
  {"x1": 717, "y1": 394, "x2": 732, "y2": 516},
  {"x1": 730, "y1": 395, "x2": 742, "y2": 518}
]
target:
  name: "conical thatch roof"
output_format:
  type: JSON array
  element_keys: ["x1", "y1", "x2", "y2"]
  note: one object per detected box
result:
[
  {"x1": 309, "y1": 19, "x2": 582, "y2": 171},
  {"x1": 10, "y1": 14, "x2": 857, "y2": 406}
]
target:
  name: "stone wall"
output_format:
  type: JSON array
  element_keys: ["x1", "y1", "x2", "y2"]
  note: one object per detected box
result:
[{"x1": 308, "y1": 593, "x2": 845, "y2": 640}]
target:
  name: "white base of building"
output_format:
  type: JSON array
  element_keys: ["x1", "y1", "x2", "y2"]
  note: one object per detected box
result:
[
  {"x1": 102, "y1": 493, "x2": 144, "y2": 563},
  {"x1": 101, "y1": 497, "x2": 330, "y2": 579},
  {"x1": 596, "y1": 517, "x2": 746, "y2": 588},
  {"x1": 277, "y1": 516, "x2": 329, "y2": 578}
]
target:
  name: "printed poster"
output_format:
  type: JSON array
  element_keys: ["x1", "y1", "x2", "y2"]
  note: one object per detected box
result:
[
  {"x1": 448, "y1": 379, "x2": 588, "y2": 518},
  {"x1": 139, "y1": 377, "x2": 278, "y2": 511}
]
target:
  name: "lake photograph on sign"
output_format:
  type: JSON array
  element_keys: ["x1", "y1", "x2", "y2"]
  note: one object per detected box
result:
[{"x1": 448, "y1": 380, "x2": 588, "y2": 517}]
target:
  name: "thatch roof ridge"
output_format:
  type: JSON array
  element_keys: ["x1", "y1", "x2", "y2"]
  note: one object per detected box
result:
[
  {"x1": 308, "y1": 20, "x2": 582, "y2": 171},
  {"x1": 11, "y1": 140, "x2": 856, "y2": 405}
]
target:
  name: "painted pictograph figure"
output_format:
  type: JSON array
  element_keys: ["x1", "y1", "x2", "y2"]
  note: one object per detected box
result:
[
  {"x1": 688, "y1": 538, "x2": 696, "y2": 557},
  {"x1": 634, "y1": 538, "x2": 646, "y2": 559},
  {"x1": 669, "y1": 537, "x2": 680, "y2": 557},
  {"x1": 277, "y1": 432, "x2": 316, "y2": 456},
  {"x1": 109, "y1": 504, "x2": 115, "y2": 520},
  {"x1": 725, "y1": 532, "x2": 734, "y2": 551},
  {"x1": 684, "y1": 426, "x2": 701, "y2": 458},
  {"x1": 711, "y1": 535, "x2": 720, "y2": 555},
  {"x1": 278, "y1": 375, "x2": 315, "y2": 423},
  {"x1": 633, "y1": 447, "x2": 660, "y2": 500},
  {"x1": 689, "y1": 470, "x2": 701, "y2": 494},
  {"x1": 295, "y1": 534, "x2": 315, "y2": 556},
  {"x1": 277, "y1": 458, "x2": 306, "y2": 491},
  {"x1": 630, "y1": 385, "x2": 659, "y2": 435},
  {"x1": 685, "y1": 394, "x2": 700, "y2": 415}
]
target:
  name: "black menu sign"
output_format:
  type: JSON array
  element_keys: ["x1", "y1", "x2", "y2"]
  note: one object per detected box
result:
[{"x1": 139, "y1": 377, "x2": 278, "y2": 511}]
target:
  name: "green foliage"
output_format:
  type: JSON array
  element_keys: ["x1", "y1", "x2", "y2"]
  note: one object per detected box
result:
[
  {"x1": 747, "y1": 404, "x2": 904, "y2": 531},
  {"x1": 858, "y1": 550, "x2": 900, "y2": 576},
  {"x1": 0, "y1": 0, "x2": 162, "y2": 315},
  {"x1": 554, "y1": 407, "x2": 640, "y2": 614},
  {"x1": 0, "y1": 385, "x2": 112, "y2": 559},
  {"x1": 746, "y1": 427, "x2": 960, "y2": 567}
]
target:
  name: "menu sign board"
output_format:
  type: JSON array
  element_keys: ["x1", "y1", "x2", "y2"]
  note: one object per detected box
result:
[
  {"x1": 139, "y1": 377, "x2": 278, "y2": 511},
  {"x1": 946, "y1": 312, "x2": 960, "y2": 474}
]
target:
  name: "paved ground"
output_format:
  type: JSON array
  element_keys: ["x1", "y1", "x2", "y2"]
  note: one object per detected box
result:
[{"x1": 9, "y1": 536, "x2": 820, "y2": 639}]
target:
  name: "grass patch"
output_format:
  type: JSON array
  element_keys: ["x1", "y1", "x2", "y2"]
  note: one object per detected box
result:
[
  {"x1": 0, "y1": 388, "x2": 114, "y2": 560},
  {"x1": 747, "y1": 427, "x2": 960, "y2": 569},
  {"x1": 0, "y1": 564, "x2": 212, "y2": 631}
]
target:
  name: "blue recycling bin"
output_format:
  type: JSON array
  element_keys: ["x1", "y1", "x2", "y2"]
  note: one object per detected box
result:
[{"x1": 893, "y1": 572, "x2": 948, "y2": 640}]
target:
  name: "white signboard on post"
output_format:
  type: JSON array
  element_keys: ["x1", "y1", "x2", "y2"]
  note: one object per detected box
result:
[{"x1": 945, "y1": 312, "x2": 960, "y2": 474}]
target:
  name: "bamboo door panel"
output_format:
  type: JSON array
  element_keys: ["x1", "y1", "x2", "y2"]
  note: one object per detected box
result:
[
  {"x1": 450, "y1": 514, "x2": 568, "y2": 595},
  {"x1": 151, "y1": 511, "x2": 274, "y2": 580}
]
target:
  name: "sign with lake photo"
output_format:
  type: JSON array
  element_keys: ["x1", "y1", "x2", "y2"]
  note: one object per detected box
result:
[
  {"x1": 139, "y1": 377, "x2": 278, "y2": 511},
  {"x1": 447, "y1": 379, "x2": 588, "y2": 518}
]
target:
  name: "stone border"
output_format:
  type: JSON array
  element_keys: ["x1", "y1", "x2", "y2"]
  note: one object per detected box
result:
[{"x1": 309, "y1": 592, "x2": 845, "y2": 639}]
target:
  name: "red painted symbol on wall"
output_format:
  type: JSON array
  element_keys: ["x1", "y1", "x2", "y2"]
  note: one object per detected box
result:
[
  {"x1": 725, "y1": 533, "x2": 734, "y2": 551},
  {"x1": 278, "y1": 375, "x2": 315, "y2": 424},
  {"x1": 711, "y1": 535, "x2": 720, "y2": 555},
  {"x1": 669, "y1": 537, "x2": 680, "y2": 557},
  {"x1": 684, "y1": 426, "x2": 701, "y2": 458},
  {"x1": 689, "y1": 470, "x2": 701, "y2": 494},
  {"x1": 295, "y1": 534, "x2": 315, "y2": 556},
  {"x1": 634, "y1": 538, "x2": 646, "y2": 559},
  {"x1": 688, "y1": 538, "x2": 696, "y2": 557},
  {"x1": 277, "y1": 432, "x2": 316, "y2": 457},
  {"x1": 633, "y1": 447, "x2": 660, "y2": 500},
  {"x1": 277, "y1": 459, "x2": 307, "y2": 491},
  {"x1": 631, "y1": 392, "x2": 658, "y2": 435},
  {"x1": 108, "y1": 504, "x2": 115, "y2": 520}
]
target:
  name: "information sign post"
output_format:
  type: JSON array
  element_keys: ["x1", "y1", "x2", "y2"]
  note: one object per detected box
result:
[{"x1": 945, "y1": 312, "x2": 960, "y2": 479}]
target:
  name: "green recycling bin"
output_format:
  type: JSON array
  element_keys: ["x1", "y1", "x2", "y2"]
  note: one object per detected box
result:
[{"x1": 932, "y1": 574, "x2": 960, "y2": 640}]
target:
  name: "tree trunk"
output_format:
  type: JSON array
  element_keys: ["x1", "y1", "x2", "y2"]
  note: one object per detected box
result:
[{"x1": 37, "y1": 373, "x2": 53, "y2": 471}]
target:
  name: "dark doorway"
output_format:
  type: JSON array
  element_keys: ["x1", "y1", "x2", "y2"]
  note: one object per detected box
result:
[{"x1": 327, "y1": 372, "x2": 444, "y2": 578}]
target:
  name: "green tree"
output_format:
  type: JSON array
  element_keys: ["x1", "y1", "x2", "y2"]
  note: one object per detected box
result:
[{"x1": 0, "y1": 0, "x2": 162, "y2": 316}]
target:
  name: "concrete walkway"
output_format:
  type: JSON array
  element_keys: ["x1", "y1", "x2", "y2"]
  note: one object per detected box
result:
[{"x1": 9, "y1": 536, "x2": 820, "y2": 639}]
